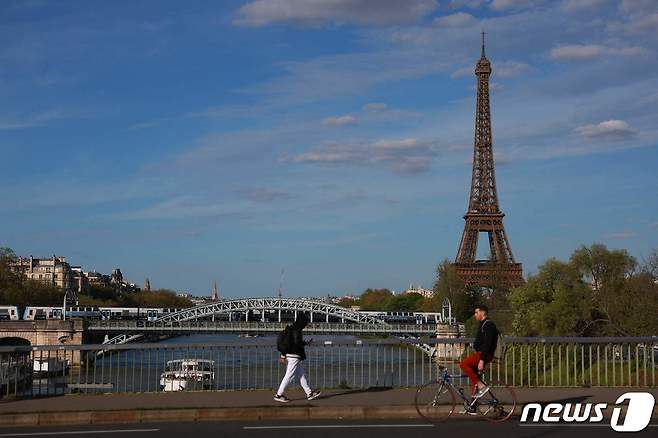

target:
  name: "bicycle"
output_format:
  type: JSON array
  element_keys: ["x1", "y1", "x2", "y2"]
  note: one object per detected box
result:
[{"x1": 415, "y1": 365, "x2": 517, "y2": 423}]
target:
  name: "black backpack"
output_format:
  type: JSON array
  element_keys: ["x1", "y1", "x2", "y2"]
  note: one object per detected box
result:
[{"x1": 276, "y1": 325, "x2": 292, "y2": 355}]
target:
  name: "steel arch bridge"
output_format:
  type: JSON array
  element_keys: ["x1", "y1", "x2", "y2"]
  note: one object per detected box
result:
[{"x1": 102, "y1": 297, "x2": 388, "y2": 346}]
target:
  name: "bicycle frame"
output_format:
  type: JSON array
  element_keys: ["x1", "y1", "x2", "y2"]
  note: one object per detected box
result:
[{"x1": 435, "y1": 367, "x2": 501, "y2": 412}]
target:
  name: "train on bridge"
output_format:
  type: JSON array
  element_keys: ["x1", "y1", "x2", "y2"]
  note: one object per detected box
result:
[{"x1": 0, "y1": 305, "x2": 447, "y2": 325}]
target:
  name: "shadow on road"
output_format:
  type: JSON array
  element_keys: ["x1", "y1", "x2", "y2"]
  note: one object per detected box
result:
[{"x1": 309, "y1": 386, "x2": 394, "y2": 401}]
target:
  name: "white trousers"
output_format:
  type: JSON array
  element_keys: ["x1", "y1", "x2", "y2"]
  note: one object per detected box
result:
[{"x1": 277, "y1": 356, "x2": 311, "y2": 396}]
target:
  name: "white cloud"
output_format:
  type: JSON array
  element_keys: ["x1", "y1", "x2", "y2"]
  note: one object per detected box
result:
[
  {"x1": 602, "y1": 231, "x2": 637, "y2": 240},
  {"x1": 575, "y1": 120, "x2": 636, "y2": 140},
  {"x1": 549, "y1": 44, "x2": 647, "y2": 60},
  {"x1": 236, "y1": 187, "x2": 293, "y2": 203},
  {"x1": 0, "y1": 108, "x2": 66, "y2": 130},
  {"x1": 494, "y1": 61, "x2": 530, "y2": 78},
  {"x1": 489, "y1": 82, "x2": 504, "y2": 91},
  {"x1": 363, "y1": 102, "x2": 388, "y2": 111},
  {"x1": 234, "y1": 0, "x2": 438, "y2": 27},
  {"x1": 634, "y1": 13, "x2": 658, "y2": 30},
  {"x1": 119, "y1": 196, "x2": 247, "y2": 220},
  {"x1": 490, "y1": 0, "x2": 540, "y2": 11},
  {"x1": 451, "y1": 66, "x2": 472, "y2": 79},
  {"x1": 561, "y1": 0, "x2": 607, "y2": 12},
  {"x1": 288, "y1": 138, "x2": 437, "y2": 174},
  {"x1": 619, "y1": 0, "x2": 658, "y2": 15},
  {"x1": 322, "y1": 115, "x2": 357, "y2": 126},
  {"x1": 452, "y1": 61, "x2": 528, "y2": 79},
  {"x1": 433, "y1": 12, "x2": 476, "y2": 27},
  {"x1": 448, "y1": 0, "x2": 485, "y2": 8},
  {"x1": 241, "y1": 48, "x2": 448, "y2": 105}
]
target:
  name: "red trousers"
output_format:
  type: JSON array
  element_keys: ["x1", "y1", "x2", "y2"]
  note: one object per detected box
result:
[{"x1": 459, "y1": 351, "x2": 491, "y2": 390}]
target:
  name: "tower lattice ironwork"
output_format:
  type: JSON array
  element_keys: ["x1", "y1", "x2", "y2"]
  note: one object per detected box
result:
[{"x1": 453, "y1": 34, "x2": 524, "y2": 288}]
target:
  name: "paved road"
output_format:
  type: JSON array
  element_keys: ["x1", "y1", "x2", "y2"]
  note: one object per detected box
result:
[{"x1": 0, "y1": 419, "x2": 656, "y2": 438}]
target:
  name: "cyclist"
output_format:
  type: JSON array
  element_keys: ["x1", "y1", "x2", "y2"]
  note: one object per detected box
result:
[{"x1": 459, "y1": 304, "x2": 497, "y2": 399}]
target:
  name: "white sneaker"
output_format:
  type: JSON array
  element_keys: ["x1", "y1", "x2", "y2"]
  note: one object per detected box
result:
[{"x1": 473, "y1": 385, "x2": 490, "y2": 399}]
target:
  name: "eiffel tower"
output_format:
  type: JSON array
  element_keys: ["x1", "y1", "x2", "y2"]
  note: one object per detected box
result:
[{"x1": 453, "y1": 33, "x2": 524, "y2": 288}]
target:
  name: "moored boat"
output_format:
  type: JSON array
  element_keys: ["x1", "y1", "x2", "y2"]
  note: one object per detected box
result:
[{"x1": 159, "y1": 359, "x2": 215, "y2": 391}]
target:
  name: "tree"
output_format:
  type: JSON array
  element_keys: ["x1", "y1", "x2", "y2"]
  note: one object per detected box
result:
[
  {"x1": 612, "y1": 271, "x2": 658, "y2": 336},
  {"x1": 0, "y1": 248, "x2": 17, "y2": 260},
  {"x1": 570, "y1": 243, "x2": 638, "y2": 335},
  {"x1": 384, "y1": 293, "x2": 424, "y2": 312},
  {"x1": 432, "y1": 259, "x2": 480, "y2": 322},
  {"x1": 570, "y1": 243, "x2": 636, "y2": 291},
  {"x1": 86, "y1": 284, "x2": 119, "y2": 301},
  {"x1": 642, "y1": 249, "x2": 658, "y2": 280},
  {"x1": 336, "y1": 297, "x2": 357, "y2": 308},
  {"x1": 509, "y1": 258, "x2": 589, "y2": 336},
  {"x1": 357, "y1": 288, "x2": 393, "y2": 311},
  {"x1": 121, "y1": 289, "x2": 192, "y2": 308}
]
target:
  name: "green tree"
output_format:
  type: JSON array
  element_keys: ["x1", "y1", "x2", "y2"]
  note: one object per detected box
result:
[
  {"x1": 570, "y1": 243, "x2": 638, "y2": 335},
  {"x1": 85, "y1": 284, "x2": 119, "y2": 302},
  {"x1": 357, "y1": 288, "x2": 393, "y2": 310},
  {"x1": 612, "y1": 271, "x2": 658, "y2": 336},
  {"x1": 432, "y1": 259, "x2": 481, "y2": 322},
  {"x1": 0, "y1": 248, "x2": 65, "y2": 311},
  {"x1": 642, "y1": 249, "x2": 658, "y2": 280},
  {"x1": 121, "y1": 289, "x2": 192, "y2": 308},
  {"x1": 384, "y1": 292, "x2": 424, "y2": 311},
  {"x1": 509, "y1": 258, "x2": 589, "y2": 336},
  {"x1": 336, "y1": 297, "x2": 357, "y2": 308}
]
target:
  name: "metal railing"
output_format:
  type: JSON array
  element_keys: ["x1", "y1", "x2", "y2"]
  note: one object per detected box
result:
[
  {"x1": 0, "y1": 337, "x2": 656, "y2": 398},
  {"x1": 88, "y1": 320, "x2": 439, "y2": 335}
]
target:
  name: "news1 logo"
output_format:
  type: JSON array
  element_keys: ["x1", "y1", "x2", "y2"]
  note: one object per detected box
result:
[{"x1": 520, "y1": 392, "x2": 655, "y2": 432}]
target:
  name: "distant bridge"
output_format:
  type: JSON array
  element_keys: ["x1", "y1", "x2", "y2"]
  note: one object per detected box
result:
[
  {"x1": 98, "y1": 298, "x2": 450, "y2": 346},
  {"x1": 89, "y1": 320, "x2": 437, "y2": 335}
]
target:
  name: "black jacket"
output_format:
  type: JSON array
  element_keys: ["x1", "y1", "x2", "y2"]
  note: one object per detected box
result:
[
  {"x1": 286, "y1": 315, "x2": 309, "y2": 360},
  {"x1": 473, "y1": 318, "x2": 497, "y2": 358}
]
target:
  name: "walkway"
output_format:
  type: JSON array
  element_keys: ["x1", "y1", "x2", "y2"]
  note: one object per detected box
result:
[{"x1": 0, "y1": 388, "x2": 656, "y2": 427}]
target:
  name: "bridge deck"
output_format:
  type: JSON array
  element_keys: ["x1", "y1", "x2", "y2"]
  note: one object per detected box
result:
[{"x1": 87, "y1": 321, "x2": 439, "y2": 335}]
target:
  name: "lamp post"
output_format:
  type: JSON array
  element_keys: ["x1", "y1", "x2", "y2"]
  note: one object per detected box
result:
[{"x1": 62, "y1": 290, "x2": 68, "y2": 321}]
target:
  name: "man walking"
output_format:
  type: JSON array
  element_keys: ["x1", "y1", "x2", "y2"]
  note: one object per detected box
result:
[
  {"x1": 459, "y1": 304, "x2": 497, "y2": 398},
  {"x1": 274, "y1": 313, "x2": 321, "y2": 403}
]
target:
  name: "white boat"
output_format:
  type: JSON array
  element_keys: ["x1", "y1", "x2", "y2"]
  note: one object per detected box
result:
[
  {"x1": 33, "y1": 357, "x2": 68, "y2": 376},
  {"x1": 159, "y1": 359, "x2": 215, "y2": 392}
]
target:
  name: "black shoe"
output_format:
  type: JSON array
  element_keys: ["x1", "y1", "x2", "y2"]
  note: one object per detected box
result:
[
  {"x1": 307, "y1": 390, "x2": 321, "y2": 400},
  {"x1": 274, "y1": 394, "x2": 291, "y2": 403}
]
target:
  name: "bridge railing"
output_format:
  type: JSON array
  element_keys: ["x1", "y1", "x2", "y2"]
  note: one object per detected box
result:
[
  {"x1": 88, "y1": 320, "x2": 438, "y2": 334},
  {"x1": 0, "y1": 337, "x2": 656, "y2": 398}
]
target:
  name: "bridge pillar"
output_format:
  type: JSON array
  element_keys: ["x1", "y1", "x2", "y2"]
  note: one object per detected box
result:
[
  {"x1": 278, "y1": 310, "x2": 281, "y2": 322},
  {"x1": 434, "y1": 323, "x2": 465, "y2": 362},
  {"x1": 0, "y1": 319, "x2": 85, "y2": 365},
  {"x1": 261, "y1": 309, "x2": 265, "y2": 322},
  {"x1": 326, "y1": 313, "x2": 329, "y2": 323},
  {"x1": 245, "y1": 310, "x2": 249, "y2": 322},
  {"x1": 294, "y1": 310, "x2": 297, "y2": 321},
  {"x1": 310, "y1": 312, "x2": 314, "y2": 323}
]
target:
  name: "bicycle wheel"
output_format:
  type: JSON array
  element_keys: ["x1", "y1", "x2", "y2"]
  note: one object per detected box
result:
[
  {"x1": 474, "y1": 380, "x2": 516, "y2": 423},
  {"x1": 415, "y1": 381, "x2": 457, "y2": 423}
]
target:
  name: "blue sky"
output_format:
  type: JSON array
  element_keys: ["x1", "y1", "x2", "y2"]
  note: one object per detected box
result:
[{"x1": 1, "y1": 0, "x2": 657, "y2": 298}]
